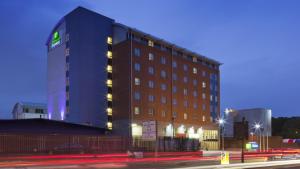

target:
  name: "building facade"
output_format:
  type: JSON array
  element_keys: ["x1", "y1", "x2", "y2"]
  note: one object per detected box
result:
[
  {"x1": 12, "y1": 102, "x2": 47, "y2": 119},
  {"x1": 224, "y1": 108, "x2": 272, "y2": 137},
  {"x1": 47, "y1": 7, "x2": 221, "y2": 149}
]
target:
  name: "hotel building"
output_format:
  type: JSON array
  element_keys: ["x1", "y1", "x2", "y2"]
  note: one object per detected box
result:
[{"x1": 47, "y1": 7, "x2": 221, "y2": 149}]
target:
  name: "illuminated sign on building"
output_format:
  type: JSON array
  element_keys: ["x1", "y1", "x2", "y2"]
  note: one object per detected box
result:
[{"x1": 51, "y1": 31, "x2": 61, "y2": 48}]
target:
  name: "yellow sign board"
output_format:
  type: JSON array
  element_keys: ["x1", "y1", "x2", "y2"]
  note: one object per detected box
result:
[{"x1": 221, "y1": 151, "x2": 230, "y2": 165}]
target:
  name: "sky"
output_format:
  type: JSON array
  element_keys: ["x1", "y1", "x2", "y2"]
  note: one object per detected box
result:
[{"x1": 0, "y1": 0, "x2": 299, "y2": 118}]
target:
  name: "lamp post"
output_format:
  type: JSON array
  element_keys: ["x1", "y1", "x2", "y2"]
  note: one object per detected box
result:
[
  {"x1": 217, "y1": 118, "x2": 225, "y2": 151},
  {"x1": 254, "y1": 123, "x2": 262, "y2": 152}
]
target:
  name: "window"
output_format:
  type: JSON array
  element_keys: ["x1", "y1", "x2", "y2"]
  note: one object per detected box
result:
[
  {"x1": 148, "y1": 95, "x2": 154, "y2": 102},
  {"x1": 134, "y1": 77, "x2": 140, "y2": 85},
  {"x1": 183, "y1": 76, "x2": 188, "y2": 83},
  {"x1": 202, "y1": 71, "x2": 206, "y2": 77},
  {"x1": 107, "y1": 65, "x2": 112, "y2": 73},
  {"x1": 172, "y1": 112, "x2": 177, "y2": 118},
  {"x1": 210, "y1": 95, "x2": 213, "y2": 101},
  {"x1": 184, "y1": 113, "x2": 188, "y2": 120},
  {"x1": 202, "y1": 104, "x2": 206, "y2": 110},
  {"x1": 148, "y1": 80, "x2": 154, "y2": 88},
  {"x1": 193, "y1": 67, "x2": 197, "y2": 74},
  {"x1": 134, "y1": 63, "x2": 140, "y2": 71},
  {"x1": 107, "y1": 108, "x2": 112, "y2": 115},
  {"x1": 202, "y1": 81, "x2": 206, "y2": 88},
  {"x1": 172, "y1": 61, "x2": 177, "y2": 68},
  {"x1": 107, "y1": 37, "x2": 112, "y2": 44},
  {"x1": 161, "y1": 96, "x2": 167, "y2": 104},
  {"x1": 215, "y1": 96, "x2": 218, "y2": 102},
  {"x1": 134, "y1": 92, "x2": 140, "y2": 100},
  {"x1": 134, "y1": 48, "x2": 141, "y2": 57},
  {"x1": 172, "y1": 73, "x2": 177, "y2": 81},
  {"x1": 193, "y1": 79, "x2": 197, "y2": 86},
  {"x1": 193, "y1": 103, "x2": 198, "y2": 109},
  {"x1": 183, "y1": 88, "x2": 188, "y2": 96},
  {"x1": 184, "y1": 100, "x2": 188, "y2": 107},
  {"x1": 162, "y1": 111, "x2": 166, "y2": 117},
  {"x1": 65, "y1": 48, "x2": 70, "y2": 56},
  {"x1": 172, "y1": 99, "x2": 177, "y2": 105},
  {"x1": 192, "y1": 57, "x2": 197, "y2": 62},
  {"x1": 107, "y1": 93, "x2": 112, "y2": 101},
  {"x1": 148, "y1": 66, "x2": 154, "y2": 75},
  {"x1": 134, "y1": 107, "x2": 140, "y2": 115},
  {"x1": 193, "y1": 90, "x2": 197, "y2": 97},
  {"x1": 172, "y1": 86, "x2": 177, "y2": 93},
  {"x1": 160, "y1": 70, "x2": 167, "y2": 78},
  {"x1": 148, "y1": 40, "x2": 154, "y2": 47},
  {"x1": 148, "y1": 53, "x2": 154, "y2": 60},
  {"x1": 202, "y1": 93, "x2": 206, "y2": 99},
  {"x1": 148, "y1": 108, "x2": 154, "y2": 116},
  {"x1": 161, "y1": 57, "x2": 166, "y2": 64},
  {"x1": 202, "y1": 115, "x2": 206, "y2": 122},
  {"x1": 161, "y1": 83, "x2": 167, "y2": 91},
  {"x1": 107, "y1": 51, "x2": 112, "y2": 59},
  {"x1": 106, "y1": 79, "x2": 112, "y2": 87},
  {"x1": 65, "y1": 33, "x2": 70, "y2": 42},
  {"x1": 183, "y1": 64, "x2": 188, "y2": 71}
]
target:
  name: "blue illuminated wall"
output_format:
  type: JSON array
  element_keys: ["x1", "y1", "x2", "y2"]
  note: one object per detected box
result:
[{"x1": 47, "y1": 7, "x2": 114, "y2": 127}]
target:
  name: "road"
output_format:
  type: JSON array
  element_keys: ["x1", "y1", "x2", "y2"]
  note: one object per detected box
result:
[{"x1": 1, "y1": 153, "x2": 300, "y2": 169}]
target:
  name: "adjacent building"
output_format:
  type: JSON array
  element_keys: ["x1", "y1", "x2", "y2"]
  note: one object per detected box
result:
[
  {"x1": 224, "y1": 108, "x2": 272, "y2": 137},
  {"x1": 12, "y1": 102, "x2": 47, "y2": 119},
  {"x1": 47, "y1": 7, "x2": 221, "y2": 149}
]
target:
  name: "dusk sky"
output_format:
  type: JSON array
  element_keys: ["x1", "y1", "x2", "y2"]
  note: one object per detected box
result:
[{"x1": 0, "y1": 0, "x2": 299, "y2": 118}]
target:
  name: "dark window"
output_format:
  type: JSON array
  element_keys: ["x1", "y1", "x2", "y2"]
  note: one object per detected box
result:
[
  {"x1": 66, "y1": 100, "x2": 69, "y2": 106},
  {"x1": 66, "y1": 71, "x2": 69, "y2": 77},
  {"x1": 66, "y1": 85, "x2": 69, "y2": 92}
]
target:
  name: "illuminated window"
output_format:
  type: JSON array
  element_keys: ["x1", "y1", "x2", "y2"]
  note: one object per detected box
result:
[
  {"x1": 148, "y1": 40, "x2": 154, "y2": 47},
  {"x1": 134, "y1": 77, "x2": 140, "y2": 85},
  {"x1": 202, "y1": 82, "x2": 206, "y2": 88},
  {"x1": 193, "y1": 67, "x2": 197, "y2": 74},
  {"x1": 210, "y1": 95, "x2": 213, "y2": 101},
  {"x1": 106, "y1": 79, "x2": 112, "y2": 87},
  {"x1": 134, "y1": 107, "x2": 140, "y2": 115},
  {"x1": 107, "y1": 51, "x2": 112, "y2": 59},
  {"x1": 107, "y1": 93, "x2": 112, "y2": 101},
  {"x1": 149, "y1": 53, "x2": 154, "y2": 60},
  {"x1": 184, "y1": 113, "x2": 188, "y2": 120},
  {"x1": 107, "y1": 65, "x2": 112, "y2": 73},
  {"x1": 134, "y1": 48, "x2": 141, "y2": 57},
  {"x1": 107, "y1": 122, "x2": 112, "y2": 130},
  {"x1": 183, "y1": 88, "x2": 188, "y2": 96},
  {"x1": 202, "y1": 93, "x2": 206, "y2": 99},
  {"x1": 107, "y1": 37, "x2": 112, "y2": 44},
  {"x1": 107, "y1": 108, "x2": 112, "y2": 116},
  {"x1": 202, "y1": 115, "x2": 206, "y2": 122}
]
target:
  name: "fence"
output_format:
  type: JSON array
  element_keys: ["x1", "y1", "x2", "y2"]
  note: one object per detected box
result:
[{"x1": 0, "y1": 134, "x2": 199, "y2": 155}]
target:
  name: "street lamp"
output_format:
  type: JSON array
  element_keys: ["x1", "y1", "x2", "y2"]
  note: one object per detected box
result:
[
  {"x1": 254, "y1": 123, "x2": 262, "y2": 152},
  {"x1": 217, "y1": 118, "x2": 225, "y2": 151}
]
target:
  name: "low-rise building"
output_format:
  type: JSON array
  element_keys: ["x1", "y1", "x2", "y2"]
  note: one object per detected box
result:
[{"x1": 12, "y1": 102, "x2": 48, "y2": 119}]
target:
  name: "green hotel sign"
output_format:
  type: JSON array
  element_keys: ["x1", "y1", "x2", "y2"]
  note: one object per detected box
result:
[{"x1": 51, "y1": 31, "x2": 61, "y2": 48}]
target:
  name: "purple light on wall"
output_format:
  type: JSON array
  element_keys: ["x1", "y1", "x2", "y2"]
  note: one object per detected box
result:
[
  {"x1": 48, "y1": 113, "x2": 52, "y2": 119},
  {"x1": 60, "y1": 111, "x2": 64, "y2": 120}
]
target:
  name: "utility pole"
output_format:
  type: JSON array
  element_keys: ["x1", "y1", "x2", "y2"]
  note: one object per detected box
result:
[{"x1": 241, "y1": 117, "x2": 245, "y2": 163}]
